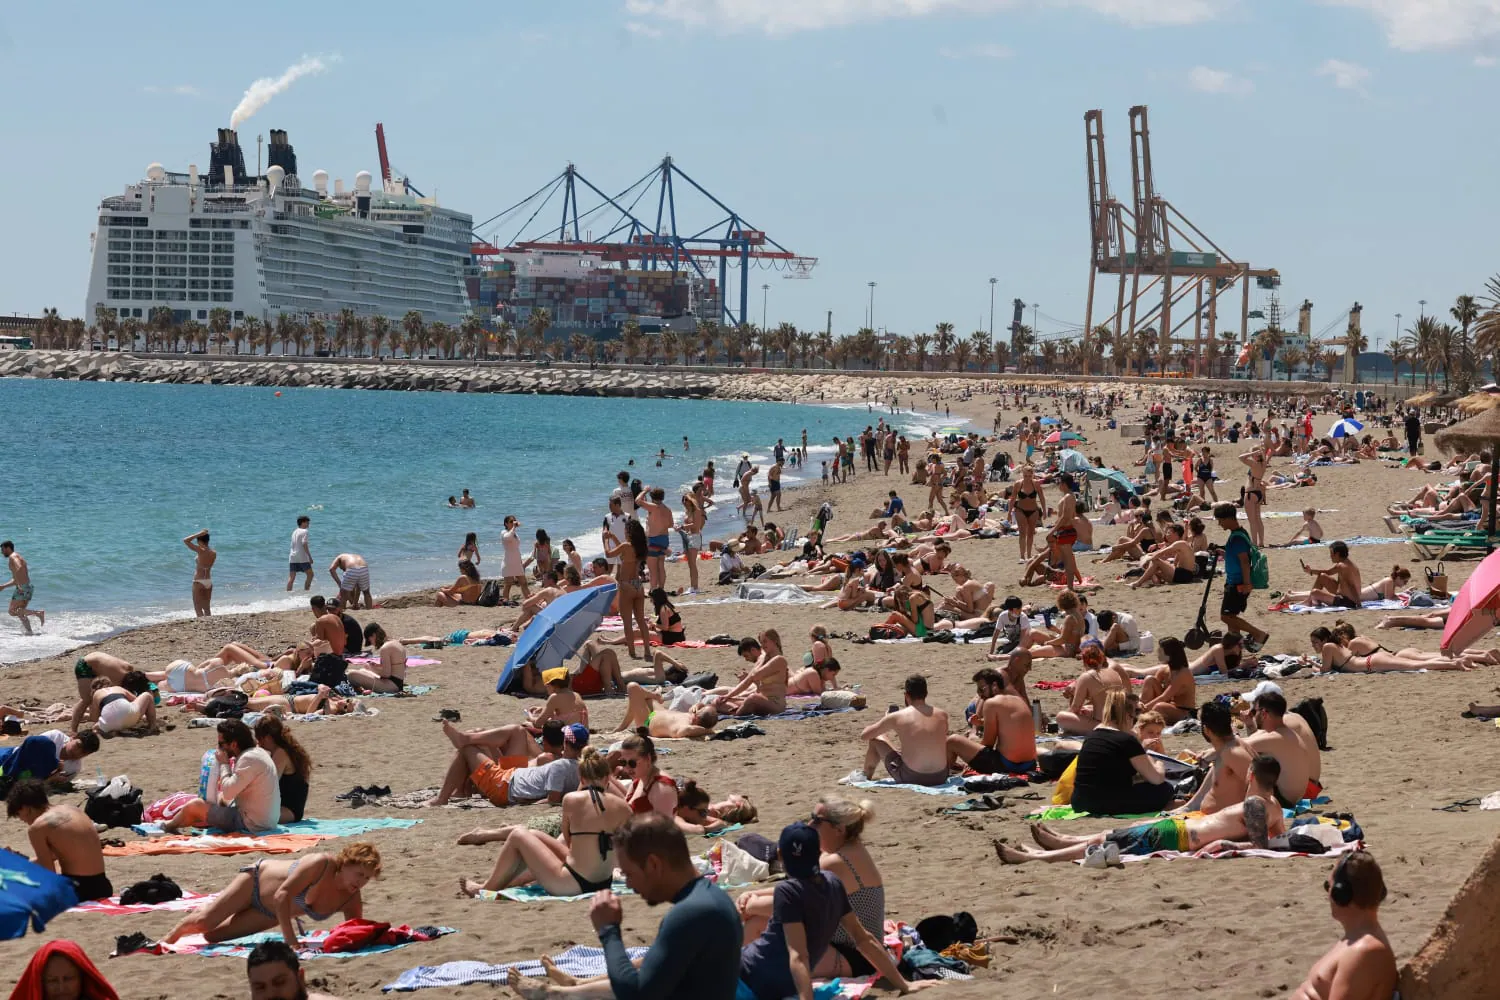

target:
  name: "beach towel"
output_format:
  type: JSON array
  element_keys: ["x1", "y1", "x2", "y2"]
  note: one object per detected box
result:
[
  {"x1": 1025, "y1": 805, "x2": 1161, "y2": 822},
  {"x1": 1096, "y1": 839, "x2": 1362, "y2": 865},
  {"x1": 1271, "y1": 598, "x2": 1411, "y2": 614},
  {"x1": 478, "y1": 879, "x2": 634, "y2": 903},
  {"x1": 129, "y1": 926, "x2": 456, "y2": 960},
  {"x1": 839, "y1": 774, "x2": 967, "y2": 796},
  {"x1": 347, "y1": 655, "x2": 440, "y2": 667},
  {"x1": 188, "y1": 705, "x2": 382, "y2": 728},
  {"x1": 356, "y1": 787, "x2": 495, "y2": 811},
  {"x1": 1050, "y1": 576, "x2": 1099, "y2": 589},
  {"x1": 130, "y1": 816, "x2": 419, "y2": 838},
  {"x1": 1264, "y1": 509, "x2": 1338, "y2": 518},
  {"x1": 103, "y1": 833, "x2": 326, "y2": 857},
  {"x1": 1282, "y1": 535, "x2": 1405, "y2": 548},
  {"x1": 751, "y1": 703, "x2": 858, "y2": 722},
  {"x1": 73, "y1": 892, "x2": 212, "y2": 915},
  {"x1": 382, "y1": 945, "x2": 650, "y2": 992}
]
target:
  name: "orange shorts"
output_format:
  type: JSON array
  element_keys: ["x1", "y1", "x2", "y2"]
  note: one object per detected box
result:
[
  {"x1": 471, "y1": 755, "x2": 531, "y2": 806},
  {"x1": 572, "y1": 665, "x2": 604, "y2": 697}
]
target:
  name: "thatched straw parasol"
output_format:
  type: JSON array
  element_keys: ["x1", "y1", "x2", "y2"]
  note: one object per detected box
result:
[
  {"x1": 1458, "y1": 391, "x2": 1500, "y2": 416},
  {"x1": 1435, "y1": 408, "x2": 1500, "y2": 536},
  {"x1": 1407, "y1": 390, "x2": 1439, "y2": 406}
]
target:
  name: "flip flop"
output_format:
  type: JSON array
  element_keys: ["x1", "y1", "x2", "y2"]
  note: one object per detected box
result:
[
  {"x1": 943, "y1": 794, "x2": 1004, "y2": 814},
  {"x1": 433, "y1": 709, "x2": 461, "y2": 723}
]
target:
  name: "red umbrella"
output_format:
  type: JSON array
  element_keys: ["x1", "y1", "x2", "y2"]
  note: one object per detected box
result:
[{"x1": 1441, "y1": 549, "x2": 1500, "y2": 653}]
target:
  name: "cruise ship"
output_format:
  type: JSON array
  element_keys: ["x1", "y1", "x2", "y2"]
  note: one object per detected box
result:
[{"x1": 85, "y1": 128, "x2": 473, "y2": 329}]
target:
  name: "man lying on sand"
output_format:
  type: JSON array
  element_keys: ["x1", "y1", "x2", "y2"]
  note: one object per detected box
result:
[
  {"x1": 427, "y1": 720, "x2": 585, "y2": 807},
  {"x1": 996, "y1": 753, "x2": 1284, "y2": 863},
  {"x1": 613, "y1": 682, "x2": 719, "y2": 739}
]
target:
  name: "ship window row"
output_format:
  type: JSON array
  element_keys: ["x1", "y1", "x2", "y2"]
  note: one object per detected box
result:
[
  {"x1": 211, "y1": 280, "x2": 234, "y2": 290},
  {"x1": 190, "y1": 292, "x2": 210, "y2": 302},
  {"x1": 211, "y1": 267, "x2": 234, "y2": 277},
  {"x1": 190, "y1": 219, "x2": 240, "y2": 229},
  {"x1": 107, "y1": 253, "x2": 131, "y2": 264},
  {"x1": 157, "y1": 266, "x2": 187, "y2": 277},
  {"x1": 106, "y1": 265, "x2": 130, "y2": 277},
  {"x1": 108, "y1": 241, "x2": 132, "y2": 252},
  {"x1": 190, "y1": 267, "x2": 208, "y2": 277},
  {"x1": 211, "y1": 256, "x2": 234, "y2": 266},
  {"x1": 190, "y1": 279, "x2": 208, "y2": 290},
  {"x1": 103, "y1": 216, "x2": 148, "y2": 227},
  {"x1": 157, "y1": 254, "x2": 188, "y2": 265},
  {"x1": 155, "y1": 230, "x2": 188, "y2": 241},
  {"x1": 133, "y1": 254, "x2": 154, "y2": 264},
  {"x1": 212, "y1": 293, "x2": 233, "y2": 302},
  {"x1": 157, "y1": 279, "x2": 187, "y2": 290}
]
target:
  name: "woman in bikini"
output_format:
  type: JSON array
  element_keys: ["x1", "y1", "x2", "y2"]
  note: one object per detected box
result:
[
  {"x1": 1239, "y1": 446, "x2": 1269, "y2": 547},
  {"x1": 1358, "y1": 566, "x2": 1412, "y2": 603},
  {"x1": 1012, "y1": 466, "x2": 1046, "y2": 564},
  {"x1": 650, "y1": 589, "x2": 686, "y2": 645},
  {"x1": 672, "y1": 780, "x2": 758, "y2": 835},
  {"x1": 1026, "y1": 589, "x2": 1088, "y2": 660},
  {"x1": 1307, "y1": 628, "x2": 1470, "y2": 674},
  {"x1": 435, "y1": 560, "x2": 483, "y2": 607},
  {"x1": 163, "y1": 842, "x2": 381, "y2": 946},
  {"x1": 1328, "y1": 621, "x2": 1495, "y2": 668},
  {"x1": 615, "y1": 731, "x2": 679, "y2": 818},
  {"x1": 1100, "y1": 509, "x2": 1158, "y2": 564},
  {"x1": 602, "y1": 520, "x2": 652, "y2": 660},
  {"x1": 456, "y1": 531, "x2": 482, "y2": 570},
  {"x1": 458, "y1": 747, "x2": 630, "y2": 898},
  {"x1": 254, "y1": 715, "x2": 312, "y2": 824},
  {"x1": 184, "y1": 530, "x2": 215, "y2": 618},
  {"x1": 788, "y1": 656, "x2": 843, "y2": 695}
]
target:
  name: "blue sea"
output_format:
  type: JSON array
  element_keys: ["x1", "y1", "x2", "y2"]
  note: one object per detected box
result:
[{"x1": 0, "y1": 379, "x2": 953, "y2": 663}]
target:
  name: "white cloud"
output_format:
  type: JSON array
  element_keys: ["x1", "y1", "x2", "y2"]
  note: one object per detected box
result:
[
  {"x1": 1476, "y1": 53, "x2": 1498, "y2": 65},
  {"x1": 939, "y1": 42, "x2": 1013, "y2": 58},
  {"x1": 1316, "y1": 57, "x2": 1372, "y2": 90},
  {"x1": 625, "y1": 21, "x2": 664, "y2": 37},
  {"x1": 144, "y1": 84, "x2": 200, "y2": 97},
  {"x1": 1188, "y1": 65, "x2": 1254, "y2": 94},
  {"x1": 623, "y1": 0, "x2": 1229, "y2": 35},
  {"x1": 1322, "y1": 0, "x2": 1500, "y2": 52}
]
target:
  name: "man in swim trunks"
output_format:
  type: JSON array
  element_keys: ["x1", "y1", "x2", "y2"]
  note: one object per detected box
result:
[
  {"x1": 1292, "y1": 851, "x2": 1397, "y2": 1000},
  {"x1": 997, "y1": 753, "x2": 1284, "y2": 863},
  {"x1": 328, "y1": 553, "x2": 372, "y2": 610},
  {"x1": 1172, "y1": 699, "x2": 1251, "y2": 815},
  {"x1": 426, "y1": 720, "x2": 584, "y2": 807},
  {"x1": 309, "y1": 596, "x2": 346, "y2": 656},
  {"x1": 287, "y1": 516, "x2": 313, "y2": 592},
  {"x1": 5, "y1": 780, "x2": 113, "y2": 901},
  {"x1": 617, "y1": 682, "x2": 720, "y2": 739},
  {"x1": 1129, "y1": 523, "x2": 1199, "y2": 590},
  {"x1": 1292, "y1": 541, "x2": 1363, "y2": 609},
  {"x1": 766, "y1": 457, "x2": 784, "y2": 512},
  {"x1": 636, "y1": 486, "x2": 675, "y2": 591},
  {"x1": 1243, "y1": 687, "x2": 1323, "y2": 808},
  {"x1": 0, "y1": 541, "x2": 43, "y2": 635},
  {"x1": 859, "y1": 675, "x2": 952, "y2": 786},
  {"x1": 69, "y1": 651, "x2": 136, "y2": 733},
  {"x1": 947, "y1": 668, "x2": 1037, "y2": 774}
]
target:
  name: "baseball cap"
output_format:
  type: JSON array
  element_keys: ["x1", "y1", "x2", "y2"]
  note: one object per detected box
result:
[
  {"x1": 564, "y1": 723, "x2": 590, "y2": 747},
  {"x1": 542, "y1": 667, "x2": 568, "y2": 685},
  {"x1": 778, "y1": 822, "x2": 822, "y2": 877}
]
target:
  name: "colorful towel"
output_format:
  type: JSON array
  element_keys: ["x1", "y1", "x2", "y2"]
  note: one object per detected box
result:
[
  {"x1": 839, "y1": 774, "x2": 967, "y2": 796},
  {"x1": 135, "y1": 927, "x2": 456, "y2": 960},
  {"x1": 1024, "y1": 805, "x2": 1160, "y2": 822},
  {"x1": 1281, "y1": 535, "x2": 1404, "y2": 548},
  {"x1": 1271, "y1": 598, "x2": 1410, "y2": 614},
  {"x1": 130, "y1": 816, "x2": 420, "y2": 838},
  {"x1": 478, "y1": 879, "x2": 634, "y2": 903},
  {"x1": 703, "y1": 823, "x2": 745, "y2": 838},
  {"x1": 104, "y1": 833, "x2": 327, "y2": 857},
  {"x1": 73, "y1": 891, "x2": 213, "y2": 915},
  {"x1": 1098, "y1": 839, "x2": 1362, "y2": 864},
  {"x1": 382, "y1": 945, "x2": 649, "y2": 992}
]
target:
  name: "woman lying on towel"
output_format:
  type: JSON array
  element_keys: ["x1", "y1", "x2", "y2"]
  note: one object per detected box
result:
[
  {"x1": 1306, "y1": 627, "x2": 1471, "y2": 674},
  {"x1": 1329, "y1": 621, "x2": 1498, "y2": 669},
  {"x1": 672, "y1": 780, "x2": 757, "y2": 835},
  {"x1": 457, "y1": 747, "x2": 631, "y2": 897},
  {"x1": 163, "y1": 843, "x2": 381, "y2": 946}
]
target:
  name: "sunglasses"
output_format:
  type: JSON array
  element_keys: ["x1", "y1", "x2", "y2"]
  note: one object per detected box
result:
[
  {"x1": 808, "y1": 813, "x2": 832, "y2": 827},
  {"x1": 621, "y1": 758, "x2": 640, "y2": 769}
]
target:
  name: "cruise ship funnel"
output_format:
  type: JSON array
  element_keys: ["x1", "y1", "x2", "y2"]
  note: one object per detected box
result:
[{"x1": 208, "y1": 128, "x2": 247, "y2": 188}]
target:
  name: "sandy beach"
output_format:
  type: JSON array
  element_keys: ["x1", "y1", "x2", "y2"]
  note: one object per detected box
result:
[{"x1": 2, "y1": 378, "x2": 1496, "y2": 1000}]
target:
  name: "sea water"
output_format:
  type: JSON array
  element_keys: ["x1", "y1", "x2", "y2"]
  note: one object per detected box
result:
[{"x1": 0, "y1": 378, "x2": 952, "y2": 663}]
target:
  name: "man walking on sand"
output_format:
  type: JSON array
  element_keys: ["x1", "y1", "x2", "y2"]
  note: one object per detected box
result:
[
  {"x1": 1214, "y1": 503, "x2": 1268, "y2": 653},
  {"x1": 286, "y1": 516, "x2": 313, "y2": 592},
  {"x1": 857, "y1": 675, "x2": 951, "y2": 787},
  {"x1": 0, "y1": 541, "x2": 43, "y2": 635},
  {"x1": 1292, "y1": 851, "x2": 1397, "y2": 1000}
]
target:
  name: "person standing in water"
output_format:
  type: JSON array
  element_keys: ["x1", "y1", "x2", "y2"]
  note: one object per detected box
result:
[
  {"x1": 184, "y1": 530, "x2": 216, "y2": 617},
  {"x1": 286, "y1": 516, "x2": 313, "y2": 592},
  {"x1": 0, "y1": 541, "x2": 43, "y2": 635}
]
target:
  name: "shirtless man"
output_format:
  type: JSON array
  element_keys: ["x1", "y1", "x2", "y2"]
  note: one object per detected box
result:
[
  {"x1": 182, "y1": 530, "x2": 216, "y2": 617},
  {"x1": 0, "y1": 541, "x2": 43, "y2": 635},
  {"x1": 859, "y1": 675, "x2": 952, "y2": 786},
  {"x1": 1243, "y1": 687, "x2": 1323, "y2": 808},
  {"x1": 309, "y1": 596, "x2": 345, "y2": 655},
  {"x1": 329, "y1": 553, "x2": 372, "y2": 609},
  {"x1": 85, "y1": 674, "x2": 159, "y2": 735},
  {"x1": 1172, "y1": 700, "x2": 1251, "y2": 815},
  {"x1": 827, "y1": 522, "x2": 895, "y2": 545},
  {"x1": 679, "y1": 483, "x2": 707, "y2": 595},
  {"x1": 1292, "y1": 851, "x2": 1398, "y2": 1000},
  {"x1": 1045, "y1": 474, "x2": 1084, "y2": 589},
  {"x1": 997, "y1": 753, "x2": 1285, "y2": 863},
  {"x1": 247, "y1": 941, "x2": 345, "y2": 1000},
  {"x1": 5, "y1": 780, "x2": 112, "y2": 900},
  {"x1": 713, "y1": 632, "x2": 790, "y2": 717},
  {"x1": 947, "y1": 668, "x2": 1037, "y2": 774},
  {"x1": 616, "y1": 682, "x2": 719, "y2": 739},
  {"x1": 513, "y1": 571, "x2": 564, "y2": 630},
  {"x1": 1291, "y1": 540, "x2": 1363, "y2": 609},
  {"x1": 69, "y1": 651, "x2": 136, "y2": 732},
  {"x1": 636, "y1": 487, "x2": 674, "y2": 591},
  {"x1": 1129, "y1": 524, "x2": 1198, "y2": 590}
]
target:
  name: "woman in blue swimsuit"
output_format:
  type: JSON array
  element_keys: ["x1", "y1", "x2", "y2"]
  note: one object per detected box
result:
[{"x1": 162, "y1": 843, "x2": 381, "y2": 946}]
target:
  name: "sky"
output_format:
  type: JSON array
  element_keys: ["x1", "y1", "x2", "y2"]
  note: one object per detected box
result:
[{"x1": 1, "y1": 0, "x2": 1498, "y2": 353}]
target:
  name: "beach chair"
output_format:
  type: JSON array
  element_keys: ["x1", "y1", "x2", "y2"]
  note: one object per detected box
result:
[{"x1": 1410, "y1": 532, "x2": 1495, "y2": 560}]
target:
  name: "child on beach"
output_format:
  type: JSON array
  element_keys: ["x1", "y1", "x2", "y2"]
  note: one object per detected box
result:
[
  {"x1": 1281, "y1": 509, "x2": 1324, "y2": 547},
  {"x1": 821, "y1": 461, "x2": 829, "y2": 483}
]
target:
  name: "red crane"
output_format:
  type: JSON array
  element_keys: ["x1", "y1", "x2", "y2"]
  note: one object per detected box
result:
[{"x1": 374, "y1": 122, "x2": 392, "y2": 186}]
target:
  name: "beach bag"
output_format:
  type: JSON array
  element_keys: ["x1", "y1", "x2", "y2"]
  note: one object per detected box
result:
[
  {"x1": 478, "y1": 579, "x2": 501, "y2": 608},
  {"x1": 202, "y1": 690, "x2": 249, "y2": 719},
  {"x1": 85, "y1": 780, "x2": 143, "y2": 829},
  {"x1": 1426, "y1": 562, "x2": 1448, "y2": 599},
  {"x1": 1293, "y1": 696, "x2": 1330, "y2": 751},
  {"x1": 869, "y1": 624, "x2": 906, "y2": 641},
  {"x1": 119, "y1": 874, "x2": 182, "y2": 906},
  {"x1": 1051, "y1": 757, "x2": 1079, "y2": 805},
  {"x1": 308, "y1": 653, "x2": 348, "y2": 688}
]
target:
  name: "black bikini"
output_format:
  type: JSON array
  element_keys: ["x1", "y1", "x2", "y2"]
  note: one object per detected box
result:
[{"x1": 564, "y1": 787, "x2": 617, "y2": 894}]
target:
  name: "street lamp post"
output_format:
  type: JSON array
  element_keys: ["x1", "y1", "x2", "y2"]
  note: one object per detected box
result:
[
  {"x1": 761, "y1": 284, "x2": 769, "y2": 333},
  {"x1": 989, "y1": 278, "x2": 999, "y2": 374},
  {"x1": 868, "y1": 282, "x2": 877, "y2": 331},
  {"x1": 1394, "y1": 313, "x2": 1402, "y2": 385},
  {"x1": 1419, "y1": 299, "x2": 1426, "y2": 321},
  {"x1": 1031, "y1": 303, "x2": 1040, "y2": 335}
]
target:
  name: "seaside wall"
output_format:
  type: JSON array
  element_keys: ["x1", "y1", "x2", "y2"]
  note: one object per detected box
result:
[{"x1": 1398, "y1": 831, "x2": 1500, "y2": 1000}]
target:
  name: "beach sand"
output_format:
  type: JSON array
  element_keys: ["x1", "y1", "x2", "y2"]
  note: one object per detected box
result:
[{"x1": 2, "y1": 382, "x2": 1497, "y2": 999}]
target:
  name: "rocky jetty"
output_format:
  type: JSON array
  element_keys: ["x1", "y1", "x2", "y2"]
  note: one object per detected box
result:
[{"x1": 0, "y1": 351, "x2": 719, "y2": 398}]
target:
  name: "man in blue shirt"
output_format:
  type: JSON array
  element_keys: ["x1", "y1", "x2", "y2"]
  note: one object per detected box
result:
[
  {"x1": 871, "y1": 491, "x2": 905, "y2": 521},
  {"x1": 1214, "y1": 503, "x2": 1268, "y2": 652}
]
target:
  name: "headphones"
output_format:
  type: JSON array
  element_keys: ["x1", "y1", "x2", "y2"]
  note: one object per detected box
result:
[{"x1": 1329, "y1": 851, "x2": 1386, "y2": 907}]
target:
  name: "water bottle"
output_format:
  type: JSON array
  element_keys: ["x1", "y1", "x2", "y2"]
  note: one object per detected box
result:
[{"x1": 1031, "y1": 699, "x2": 1046, "y2": 734}]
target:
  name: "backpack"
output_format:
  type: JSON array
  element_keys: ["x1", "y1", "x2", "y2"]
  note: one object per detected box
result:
[
  {"x1": 85, "y1": 780, "x2": 144, "y2": 829},
  {"x1": 478, "y1": 579, "x2": 501, "y2": 608},
  {"x1": 1293, "y1": 696, "x2": 1330, "y2": 751},
  {"x1": 119, "y1": 874, "x2": 183, "y2": 906},
  {"x1": 202, "y1": 690, "x2": 249, "y2": 719},
  {"x1": 1231, "y1": 528, "x2": 1270, "y2": 590},
  {"x1": 308, "y1": 653, "x2": 349, "y2": 688},
  {"x1": 868, "y1": 623, "x2": 906, "y2": 640}
]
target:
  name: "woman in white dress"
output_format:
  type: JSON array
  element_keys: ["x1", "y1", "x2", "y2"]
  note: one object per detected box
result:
[{"x1": 500, "y1": 515, "x2": 530, "y2": 603}]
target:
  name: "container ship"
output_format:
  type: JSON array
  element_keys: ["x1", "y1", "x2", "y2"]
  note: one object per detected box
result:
[{"x1": 85, "y1": 128, "x2": 473, "y2": 329}]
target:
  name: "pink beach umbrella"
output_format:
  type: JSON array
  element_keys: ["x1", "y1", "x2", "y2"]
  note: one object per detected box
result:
[{"x1": 1441, "y1": 549, "x2": 1500, "y2": 653}]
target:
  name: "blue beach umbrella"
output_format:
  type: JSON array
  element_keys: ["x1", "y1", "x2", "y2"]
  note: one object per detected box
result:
[
  {"x1": 1087, "y1": 466, "x2": 1138, "y2": 495},
  {"x1": 0, "y1": 850, "x2": 78, "y2": 939},
  {"x1": 1058, "y1": 449, "x2": 1091, "y2": 473},
  {"x1": 1330, "y1": 417, "x2": 1365, "y2": 438},
  {"x1": 1039, "y1": 417, "x2": 1062, "y2": 425},
  {"x1": 497, "y1": 583, "x2": 619, "y2": 694}
]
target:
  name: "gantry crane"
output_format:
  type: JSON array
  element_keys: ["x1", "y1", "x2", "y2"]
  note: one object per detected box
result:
[{"x1": 1084, "y1": 106, "x2": 1282, "y2": 375}]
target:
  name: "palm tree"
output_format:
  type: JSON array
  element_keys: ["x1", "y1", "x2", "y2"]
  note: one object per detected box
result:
[
  {"x1": 1250, "y1": 326, "x2": 1284, "y2": 380},
  {"x1": 459, "y1": 315, "x2": 483, "y2": 360},
  {"x1": 274, "y1": 314, "x2": 297, "y2": 356},
  {"x1": 525, "y1": 307, "x2": 551, "y2": 355},
  {"x1": 951, "y1": 339, "x2": 973, "y2": 372},
  {"x1": 993, "y1": 340, "x2": 1011, "y2": 375},
  {"x1": 1279, "y1": 347, "x2": 1305, "y2": 381},
  {"x1": 1410, "y1": 316, "x2": 1444, "y2": 387},
  {"x1": 334, "y1": 308, "x2": 357, "y2": 357},
  {"x1": 65, "y1": 318, "x2": 87, "y2": 350},
  {"x1": 568, "y1": 333, "x2": 591, "y2": 363},
  {"x1": 794, "y1": 331, "x2": 814, "y2": 369},
  {"x1": 307, "y1": 316, "x2": 328, "y2": 356},
  {"x1": 1012, "y1": 325, "x2": 1037, "y2": 372},
  {"x1": 814, "y1": 331, "x2": 833, "y2": 369},
  {"x1": 37, "y1": 307, "x2": 61, "y2": 349},
  {"x1": 695, "y1": 319, "x2": 720, "y2": 365},
  {"x1": 1386, "y1": 340, "x2": 1405, "y2": 386},
  {"x1": 491, "y1": 318, "x2": 515, "y2": 360},
  {"x1": 1320, "y1": 349, "x2": 1341, "y2": 383},
  {"x1": 92, "y1": 305, "x2": 116, "y2": 353},
  {"x1": 660, "y1": 329, "x2": 682, "y2": 365},
  {"x1": 1038, "y1": 340, "x2": 1059, "y2": 374},
  {"x1": 241, "y1": 316, "x2": 264, "y2": 356},
  {"x1": 206, "y1": 307, "x2": 230, "y2": 354},
  {"x1": 621, "y1": 320, "x2": 644, "y2": 363},
  {"x1": 401, "y1": 311, "x2": 426, "y2": 359},
  {"x1": 148, "y1": 306, "x2": 176, "y2": 353},
  {"x1": 933, "y1": 323, "x2": 955, "y2": 368},
  {"x1": 369, "y1": 315, "x2": 390, "y2": 358},
  {"x1": 429, "y1": 321, "x2": 454, "y2": 359},
  {"x1": 912, "y1": 334, "x2": 931, "y2": 372},
  {"x1": 1452, "y1": 294, "x2": 1479, "y2": 391}
]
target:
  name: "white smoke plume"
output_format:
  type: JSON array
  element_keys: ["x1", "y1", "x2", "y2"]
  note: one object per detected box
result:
[{"x1": 229, "y1": 55, "x2": 333, "y2": 129}]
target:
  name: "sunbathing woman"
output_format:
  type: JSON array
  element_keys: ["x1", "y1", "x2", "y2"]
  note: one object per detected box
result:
[
  {"x1": 458, "y1": 747, "x2": 631, "y2": 898},
  {"x1": 673, "y1": 780, "x2": 758, "y2": 835},
  {"x1": 1026, "y1": 590, "x2": 1087, "y2": 659},
  {"x1": 164, "y1": 842, "x2": 381, "y2": 946},
  {"x1": 1359, "y1": 566, "x2": 1412, "y2": 603},
  {"x1": 1328, "y1": 622, "x2": 1497, "y2": 669},
  {"x1": 1375, "y1": 607, "x2": 1450, "y2": 630},
  {"x1": 789, "y1": 657, "x2": 843, "y2": 695},
  {"x1": 821, "y1": 573, "x2": 882, "y2": 611},
  {"x1": 1055, "y1": 640, "x2": 1130, "y2": 734},
  {"x1": 435, "y1": 560, "x2": 483, "y2": 607},
  {"x1": 1306, "y1": 629, "x2": 1471, "y2": 674},
  {"x1": 238, "y1": 687, "x2": 356, "y2": 717},
  {"x1": 1098, "y1": 510, "x2": 1157, "y2": 563},
  {"x1": 874, "y1": 584, "x2": 941, "y2": 638}
]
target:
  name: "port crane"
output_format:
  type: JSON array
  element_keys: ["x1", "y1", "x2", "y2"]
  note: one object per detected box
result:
[{"x1": 374, "y1": 123, "x2": 426, "y2": 198}]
